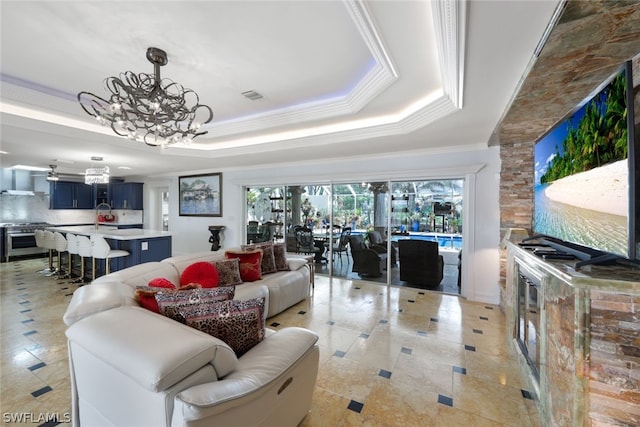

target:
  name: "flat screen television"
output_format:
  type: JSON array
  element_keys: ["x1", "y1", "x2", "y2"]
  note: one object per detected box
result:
[{"x1": 532, "y1": 60, "x2": 638, "y2": 265}]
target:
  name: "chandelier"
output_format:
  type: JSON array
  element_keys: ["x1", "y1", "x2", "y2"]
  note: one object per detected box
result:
[
  {"x1": 84, "y1": 157, "x2": 110, "y2": 184},
  {"x1": 85, "y1": 166, "x2": 110, "y2": 185},
  {"x1": 77, "y1": 47, "x2": 213, "y2": 147}
]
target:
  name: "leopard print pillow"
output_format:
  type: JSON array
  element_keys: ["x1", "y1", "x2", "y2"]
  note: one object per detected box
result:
[
  {"x1": 173, "y1": 297, "x2": 266, "y2": 357},
  {"x1": 212, "y1": 258, "x2": 243, "y2": 286},
  {"x1": 155, "y1": 287, "x2": 235, "y2": 319}
]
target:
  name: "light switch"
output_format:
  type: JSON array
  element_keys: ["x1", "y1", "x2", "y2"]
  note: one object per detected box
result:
[{"x1": 141, "y1": 242, "x2": 148, "y2": 251}]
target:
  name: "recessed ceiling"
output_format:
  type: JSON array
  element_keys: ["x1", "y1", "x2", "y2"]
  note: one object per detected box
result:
[{"x1": 0, "y1": 0, "x2": 559, "y2": 178}]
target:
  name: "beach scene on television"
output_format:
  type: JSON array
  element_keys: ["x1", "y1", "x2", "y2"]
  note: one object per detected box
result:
[{"x1": 533, "y1": 70, "x2": 629, "y2": 257}]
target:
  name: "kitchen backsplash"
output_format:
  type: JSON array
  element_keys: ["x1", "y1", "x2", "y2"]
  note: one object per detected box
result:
[{"x1": 0, "y1": 194, "x2": 143, "y2": 225}]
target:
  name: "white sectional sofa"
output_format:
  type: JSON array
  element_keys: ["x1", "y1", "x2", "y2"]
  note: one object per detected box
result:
[{"x1": 63, "y1": 248, "x2": 318, "y2": 427}]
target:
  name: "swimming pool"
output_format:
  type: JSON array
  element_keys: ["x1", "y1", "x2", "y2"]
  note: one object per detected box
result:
[{"x1": 391, "y1": 233, "x2": 462, "y2": 249}]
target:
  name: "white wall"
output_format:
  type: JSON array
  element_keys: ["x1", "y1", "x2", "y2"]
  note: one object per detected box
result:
[{"x1": 140, "y1": 146, "x2": 502, "y2": 304}]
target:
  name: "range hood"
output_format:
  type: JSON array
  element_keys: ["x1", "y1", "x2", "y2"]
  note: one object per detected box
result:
[
  {"x1": 4, "y1": 189, "x2": 36, "y2": 196},
  {"x1": 0, "y1": 169, "x2": 49, "y2": 195}
]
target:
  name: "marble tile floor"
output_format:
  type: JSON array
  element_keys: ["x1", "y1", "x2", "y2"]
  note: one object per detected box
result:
[{"x1": 1, "y1": 257, "x2": 541, "y2": 426}]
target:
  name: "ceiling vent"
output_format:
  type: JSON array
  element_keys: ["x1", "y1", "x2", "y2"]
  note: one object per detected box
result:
[{"x1": 241, "y1": 90, "x2": 263, "y2": 101}]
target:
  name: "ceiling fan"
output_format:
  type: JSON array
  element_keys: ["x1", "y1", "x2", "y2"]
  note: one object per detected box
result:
[{"x1": 34, "y1": 164, "x2": 83, "y2": 181}]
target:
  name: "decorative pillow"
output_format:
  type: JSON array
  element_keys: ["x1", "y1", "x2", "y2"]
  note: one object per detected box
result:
[
  {"x1": 156, "y1": 287, "x2": 236, "y2": 319},
  {"x1": 213, "y1": 259, "x2": 243, "y2": 286},
  {"x1": 272, "y1": 243, "x2": 290, "y2": 271},
  {"x1": 134, "y1": 278, "x2": 177, "y2": 312},
  {"x1": 180, "y1": 261, "x2": 220, "y2": 288},
  {"x1": 241, "y1": 242, "x2": 277, "y2": 274},
  {"x1": 172, "y1": 297, "x2": 266, "y2": 357},
  {"x1": 148, "y1": 277, "x2": 175, "y2": 288},
  {"x1": 225, "y1": 250, "x2": 263, "y2": 282}
]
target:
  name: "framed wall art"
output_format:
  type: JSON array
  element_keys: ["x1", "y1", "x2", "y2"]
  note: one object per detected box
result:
[{"x1": 178, "y1": 172, "x2": 222, "y2": 217}]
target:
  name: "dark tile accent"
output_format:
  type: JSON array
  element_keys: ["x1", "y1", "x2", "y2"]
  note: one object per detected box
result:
[
  {"x1": 464, "y1": 345, "x2": 476, "y2": 352},
  {"x1": 473, "y1": 329, "x2": 483, "y2": 334},
  {"x1": 401, "y1": 347, "x2": 412, "y2": 355},
  {"x1": 417, "y1": 330, "x2": 427, "y2": 337},
  {"x1": 484, "y1": 306, "x2": 494, "y2": 310},
  {"x1": 16, "y1": 287, "x2": 26, "y2": 291},
  {"x1": 29, "y1": 362, "x2": 46, "y2": 371},
  {"x1": 65, "y1": 293, "x2": 73, "y2": 297},
  {"x1": 19, "y1": 293, "x2": 29, "y2": 298},
  {"x1": 480, "y1": 316, "x2": 489, "y2": 321},
  {"x1": 359, "y1": 333, "x2": 370, "y2": 339},
  {"x1": 22, "y1": 319, "x2": 34, "y2": 324},
  {"x1": 379, "y1": 369, "x2": 392, "y2": 379},
  {"x1": 521, "y1": 390, "x2": 534, "y2": 400},
  {"x1": 418, "y1": 292, "x2": 425, "y2": 295},
  {"x1": 379, "y1": 319, "x2": 388, "y2": 324},
  {"x1": 31, "y1": 385, "x2": 53, "y2": 397},
  {"x1": 333, "y1": 350, "x2": 346, "y2": 358},
  {"x1": 347, "y1": 400, "x2": 364, "y2": 413},
  {"x1": 19, "y1": 300, "x2": 30, "y2": 305},
  {"x1": 298, "y1": 310, "x2": 306, "y2": 315},
  {"x1": 397, "y1": 308, "x2": 403, "y2": 313},
  {"x1": 430, "y1": 317, "x2": 439, "y2": 322},
  {"x1": 23, "y1": 330, "x2": 37, "y2": 337},
  {"x1": 354, "y1": 287, "x2": 361, "y2": 290},
  {"x1": 269, "y1": 322, "x2": 280, "y2": 327},
  {"x1": 408, "y1": 299, "x2": 415, "y2": 303},
  {"x1": 327, "y1": 320, "x2": 335, "y2": 326},
  {"x1": 438, "y1": 394, "x2": 453, "y2": 407},
  {"x1": 453, "y1": 366, "x2": 467, "y2": 375},
  {"x1": 20, "y1": 309, "x2": 32, "y2": 313}
]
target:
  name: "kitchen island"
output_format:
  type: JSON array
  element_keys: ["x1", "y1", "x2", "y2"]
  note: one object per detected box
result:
[{"x1": 47, "y1": 225, "x2": 172, "y2": 274}]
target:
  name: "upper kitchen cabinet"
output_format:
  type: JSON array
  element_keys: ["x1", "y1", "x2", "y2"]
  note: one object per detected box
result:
[
  {"x1": 111, "y1": 183, "x2": 143, "y2": 210},
  {"x1": 50, "y1": 181, "x2": 94, "y2": 209}
]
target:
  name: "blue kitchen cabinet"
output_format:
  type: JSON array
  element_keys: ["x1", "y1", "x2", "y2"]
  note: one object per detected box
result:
[
  {"x1": 111, "y1": 183, "x2": 143, "y2": 210},
  {"x1": 50, "y1": 181, "x2": 94, "y2": 209}
]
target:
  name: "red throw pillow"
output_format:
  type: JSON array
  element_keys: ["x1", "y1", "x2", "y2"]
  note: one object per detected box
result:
[
  {"x1": 136, "y1": 278, "x2": 176, "y2": 313},
  {"x1": 225, "y1": 250, "x2": 263, "y2": 282},
  {"x1": 180, "y1": 262, "x2": 220, "y2": 288},
  {"x1": 148, "y1": 277, "x2": 175, "y2": 289}
]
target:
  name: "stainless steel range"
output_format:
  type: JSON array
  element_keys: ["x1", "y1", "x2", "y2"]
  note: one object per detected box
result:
[{"x1": 1, "y1": 222, "x2": 51, "y2": 262}]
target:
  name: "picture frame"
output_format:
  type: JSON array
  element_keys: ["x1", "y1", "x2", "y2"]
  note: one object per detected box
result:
[{"x1": 178, "y1": 172, "x2": 222, "y2": 217}]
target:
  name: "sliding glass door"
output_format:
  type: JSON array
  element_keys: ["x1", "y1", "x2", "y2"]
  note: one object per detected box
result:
[{"x1": 244, "y1": 178, "x2": 463, "y2": 294}]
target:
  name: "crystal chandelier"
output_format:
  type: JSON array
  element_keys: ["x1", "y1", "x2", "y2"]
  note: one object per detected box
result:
[
  {"x1": 77, "y1": 47, "x2": 213, "y2": 148},
  {"x1": 84, "y1": 157, "x2": 110, "y2": 184},
  {"x1": 85, "y1": 166, "x2": 110, "y2": 185}
]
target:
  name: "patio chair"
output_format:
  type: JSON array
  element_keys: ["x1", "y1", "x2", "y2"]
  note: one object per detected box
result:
[
  {"x1": 350, "y1": 234, "x2": 387, "y2": 277},
  {"x1": 398, "y1": 239, "x2": 443, "y2": 287},
  {"x1": 332, "y1": 227, "x2": 351, "y2": 263}
]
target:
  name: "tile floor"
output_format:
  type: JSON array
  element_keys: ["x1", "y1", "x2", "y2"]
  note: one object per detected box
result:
[{"x1": 1, "y1": 256, "x2": 541, "y2": 426}]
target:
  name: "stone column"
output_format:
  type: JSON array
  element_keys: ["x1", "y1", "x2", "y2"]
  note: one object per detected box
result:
[{"x1": 369, "y1": 182, "x2": 388, "y2": 233}]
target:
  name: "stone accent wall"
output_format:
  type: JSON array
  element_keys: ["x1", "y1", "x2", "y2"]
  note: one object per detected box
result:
[
  {"x1": 498, "y1": 141, "x2": 534, "y2": 309},
  {"x1": 589, "y1": 291, "x2": 640, "y2": 426}
]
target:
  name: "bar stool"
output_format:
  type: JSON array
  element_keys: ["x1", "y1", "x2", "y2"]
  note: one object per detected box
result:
[
  {"x1": 42, "y1": 230, "x2": 57, "y2": 276},
  {"x1": 90, "y1": 235, "x2": 129, "y2": 278},
  {"x1": 53, "y1": 232, "x2": 68, "y2": 278},
  {"x1": 65, "y1": 233, "x2": 79, "y2": 280},
  {"x1": 76, "y1": 235, "x2": 93, "y2": 283},
  {"x1": 34, "y1": 229, "x2": 47, "y2": 274}
]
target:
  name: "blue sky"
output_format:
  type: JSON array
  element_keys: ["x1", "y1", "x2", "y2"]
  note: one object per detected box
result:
[{"x1": 534, "y1": 107, "x2": 587, "y2": 186}]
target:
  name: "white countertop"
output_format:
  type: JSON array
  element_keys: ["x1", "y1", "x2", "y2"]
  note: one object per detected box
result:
[{"x1": 47, "y1": 225, "x2": 172, "y2": 241}]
